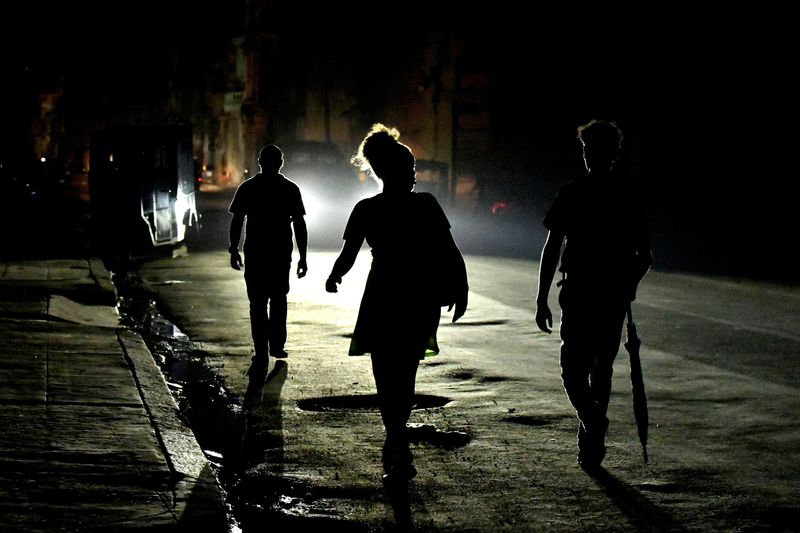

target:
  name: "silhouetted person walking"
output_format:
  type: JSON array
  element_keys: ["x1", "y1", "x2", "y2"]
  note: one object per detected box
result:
[
  {"x1": 535, "y1": 119, "x2": 651, "y2": 469},
  {"x1": 326, "y1": 124, "x2": 468, "y2": 483},
  {"x1": 229, "y1": 145, "x2": 308, "y2": 375}
]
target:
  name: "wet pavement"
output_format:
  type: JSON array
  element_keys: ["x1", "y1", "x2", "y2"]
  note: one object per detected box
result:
[
  {"x1": 122, "y1": 248, "x2": 800, "y2": 532},
  {"x1": 0, "y1": 258, "x2": 227, "y2": 532},
  {"x1": 3, "y1": 245, "x2": 799, "y2": 532}
]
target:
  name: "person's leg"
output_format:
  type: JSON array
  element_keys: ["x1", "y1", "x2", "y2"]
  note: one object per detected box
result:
[
  {"x1": 244, "y1": 269, "x2": 269, "y2": 372},
  {"x1": 589, "y1": 304, "x2": 626, "y2": 418},
  {"x1": 266, "y1": 260, "x2": 291, "y2": 358},
  {"x1": 268, "y1": 293, "x2": 288, "y2": 357},
  {"x1": 560, "y1": 337, "x2": 595, "y2": 423},
  {"x1": 561, "y1": 331, "x2": 604, "y2": 465},
  {"x1": 559, "y1": 285, "x2": 606, "y2": 466},
  {"x1": 581, "y1": 303, "x2": 626, "y2": 464},
  {"x1": 559, "y1": 298, "x2": 595, "y2": 420},
  {"x1": 371, "y1": 352, "x2": 420, "y2": 480}
]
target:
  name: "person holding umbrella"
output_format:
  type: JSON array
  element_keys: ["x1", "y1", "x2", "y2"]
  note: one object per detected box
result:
[{"x1": 534, "y1": 119, "x2": 652, "y2": 469}]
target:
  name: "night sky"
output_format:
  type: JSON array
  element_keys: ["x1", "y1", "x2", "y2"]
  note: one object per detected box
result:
[{"x1": 2, "y1": 3, "x2": 797, "y2": 282}]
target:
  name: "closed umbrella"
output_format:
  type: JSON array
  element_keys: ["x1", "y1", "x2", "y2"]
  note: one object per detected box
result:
[{"x1": 625, "y1": 303, "x2": 649, "y2": 464}]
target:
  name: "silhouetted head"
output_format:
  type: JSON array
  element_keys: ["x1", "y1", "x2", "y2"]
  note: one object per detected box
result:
[
  {"x1": 352, "y1": 123, "x2": 416, "y2": 194},
  {"x1": 258, "y1": 144, "x2": 284, "y2": 173},
  {"x1": 577, "y1": 120, "x2": 623, "y2": 174}
]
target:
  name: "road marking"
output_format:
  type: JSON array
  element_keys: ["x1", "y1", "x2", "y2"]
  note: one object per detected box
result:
[{"x1": 637, "y1": 300, "x2": 800, "y2": 343}]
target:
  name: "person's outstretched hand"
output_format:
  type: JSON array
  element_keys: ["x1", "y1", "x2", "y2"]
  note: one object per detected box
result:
[
  {"x1": 535, "y1": 302, "x2": 552, "y2": 333},
  {"x1": 297, "y1": 258, "x2": 308, "y2": 278},
  {"x1": 230, "y1": 251, "x2": 243, "y2": 271},
  {"x1": 325, "y1": 275, "x2": 341, "y2": 293}
]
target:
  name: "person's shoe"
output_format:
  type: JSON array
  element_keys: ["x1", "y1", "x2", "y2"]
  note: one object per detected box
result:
[
  {"x1": 577, "y1": 443, "x2": 606, "y2": 470},
  {"x1": 271, "y1": 349, "x2": 288, "y2": 359},
  {"x1": 382, "y1": 437, "x2": 415, "y2": 483},
  {"x1": 576, "y1": 415, "x2": 608, "y2": 469}
]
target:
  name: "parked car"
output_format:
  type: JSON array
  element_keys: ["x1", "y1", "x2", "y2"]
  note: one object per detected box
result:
[{"x1": 89, "y1": 124, "x2": 199, "y2": 253}]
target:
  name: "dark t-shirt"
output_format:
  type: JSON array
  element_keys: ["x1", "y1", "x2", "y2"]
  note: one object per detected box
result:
[
  {"x1": 344, "y1": 191, "x2": 450, "y2": 271},
  {"x1": 543, "y1": 173, "x2": 650, "y2": 288},
  {"x1": 228, "y1": 172, "x2": 305, "y2": 258}
]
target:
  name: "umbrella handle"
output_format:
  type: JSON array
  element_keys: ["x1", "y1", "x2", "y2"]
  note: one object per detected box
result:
[{"x1": 626, "y1": 302, "x2": 634, "y2": 326}]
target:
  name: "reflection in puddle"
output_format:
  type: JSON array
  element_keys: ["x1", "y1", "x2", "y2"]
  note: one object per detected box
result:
[{"x1": 116, "y1": 279, "x2": 458, "y2": 531}]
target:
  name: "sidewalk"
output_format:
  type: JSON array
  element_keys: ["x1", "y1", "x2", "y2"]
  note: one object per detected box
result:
[{"x1": 0, "y1": 258, "x2": 227, "y2": 531}]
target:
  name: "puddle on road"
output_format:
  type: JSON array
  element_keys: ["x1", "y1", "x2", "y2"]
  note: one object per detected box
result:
[
  {"x1": 116, "y1": 287, "x2": 272, "y2": 530},
  {"x1": 114, "y1": 279, "x2": 411, "y2": 531},
  {"x1": 115, "y1": 269, "x2": 470, "y2": 531},
  {"x1": 117, "y1": 293, "x2": 236, "y2": 457}
]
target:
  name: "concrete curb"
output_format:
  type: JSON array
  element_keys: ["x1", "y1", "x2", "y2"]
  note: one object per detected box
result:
[{"x1": 118, "y1": 330, "x2": 228, "y2": 530}]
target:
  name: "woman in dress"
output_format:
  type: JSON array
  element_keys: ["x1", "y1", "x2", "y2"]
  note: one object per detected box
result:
[{"x1": 326, "y1": 123, "x2": 468, "y2": 482}]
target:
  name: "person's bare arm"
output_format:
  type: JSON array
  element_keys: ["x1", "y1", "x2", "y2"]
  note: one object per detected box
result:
[
  {"x1": 229, "y1": 213, "x2": 245, "y2": 270},
  {"x1": 325, "y1": 238, "x2": 363, "y2": 293},
  {"x1": 535, "y1": 230, "x2": 564, "y2": 333},
  {"x1": 293, "y1": 215, "x2": 308, "y2": 278},
  {"x1": 442, "y1": 230, "x2": 469, "y2": 323}
]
